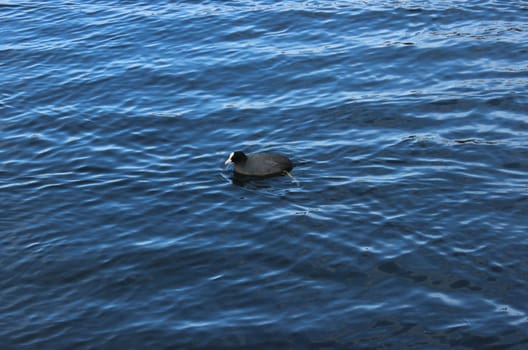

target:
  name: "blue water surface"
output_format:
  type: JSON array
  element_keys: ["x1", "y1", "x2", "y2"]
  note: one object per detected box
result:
[{"x1": 1, "y1": 1, "x2": 528, "y2": 349}]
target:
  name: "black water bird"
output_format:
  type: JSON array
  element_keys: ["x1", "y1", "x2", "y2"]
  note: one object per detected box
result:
[{"x1": 224, "y1": 151, "x2": 293, "y2": 177}]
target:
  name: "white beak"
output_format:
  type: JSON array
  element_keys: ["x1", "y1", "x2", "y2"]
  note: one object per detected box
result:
[{"x1": 224, "y1": 152, "x2": 234, "y2": 166}]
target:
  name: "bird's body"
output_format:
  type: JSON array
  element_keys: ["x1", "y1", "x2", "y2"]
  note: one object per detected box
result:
[{"x1": 224, "y1": 151, "x2": 293, "y2": 177}]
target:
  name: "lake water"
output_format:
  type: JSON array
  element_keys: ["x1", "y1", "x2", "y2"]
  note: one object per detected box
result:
[{"x1": 1, "y1": 1, "x2": 527, "y2": 349}]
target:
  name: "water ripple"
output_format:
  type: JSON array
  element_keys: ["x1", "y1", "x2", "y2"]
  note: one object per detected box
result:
[{"x1": 2, "y1": 0, "x2": 528, "y2": 348}]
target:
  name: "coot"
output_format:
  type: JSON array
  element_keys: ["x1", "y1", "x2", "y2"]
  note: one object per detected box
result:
[{"x1": 224, "y1": 151, "x2": 293, "y2": 176}]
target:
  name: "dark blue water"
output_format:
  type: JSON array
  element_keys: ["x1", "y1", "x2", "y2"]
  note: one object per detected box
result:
[{"x1": 2, "y1": 1, "x2": 527, "y2": 348}]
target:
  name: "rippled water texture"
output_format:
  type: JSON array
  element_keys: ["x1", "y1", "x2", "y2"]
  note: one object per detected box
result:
[{"x1": 1, "y1": 1, "x2": 528, "y2": 349}]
